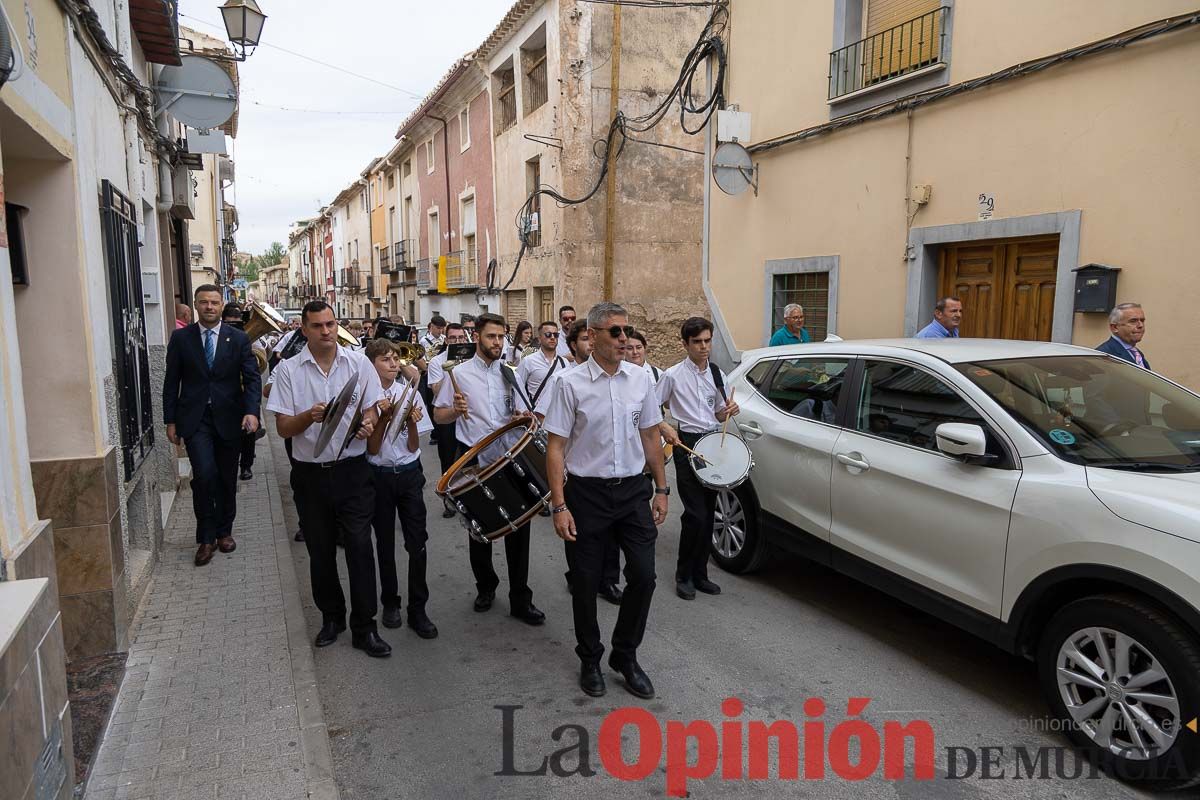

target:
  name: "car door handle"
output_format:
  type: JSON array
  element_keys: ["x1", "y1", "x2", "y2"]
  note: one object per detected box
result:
[
  {"x1": 737, "y1": 421, "x2": 763, "y2": 439},
  {"x1": 836, "y1": 452, "x2": 870, "y2": 471}
]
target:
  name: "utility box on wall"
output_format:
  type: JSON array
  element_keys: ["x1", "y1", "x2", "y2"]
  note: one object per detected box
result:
[{"x1": 1072, "y1": 263, "x2": 1121, "y2": 313}]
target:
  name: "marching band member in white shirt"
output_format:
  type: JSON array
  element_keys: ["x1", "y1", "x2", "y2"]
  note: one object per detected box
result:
[
  {"x1": 433, "y1": 313, "x2": 545, "y2": 625},
  {"x1": 542, "y1": 302, "x2": 669, "y2": 700},
  {"x1": 556, "y1": 305, "x2": 577, "y2": 360},
  {"x1": 626, "y1": 329, "x2": 662, "y2": 385},
  {"x1": 517, "y1": 321, "x2": 567, "y2": 408},
  {"x1": 266, "y1": 301, "x2": 391, "y2": 658},
  {"x1": 656, "y1": 317, "x2": 740, "y2": 602},
  {"x1": 427, "y1": 322, "x2": 470, "y2": 518},
  {"x1": 365, "y1": 340, "x2": 438, "y2": 640}
]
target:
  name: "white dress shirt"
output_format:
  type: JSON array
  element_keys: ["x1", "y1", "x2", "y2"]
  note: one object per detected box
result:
[
  {"x1": 271, "y1": 328, "x2": 299, "y2": 355},
  {"x1": 433, "y1": 354, "x2": 517, "y2": 462},
  {"x1": 266, "y1": 344, "x2": 383, "y2": 463},
  {"x1": 642, "y1": 362, "x2": 662, "y2": 385},
  {"x1": 517, "y1": 349, "x2": 567, "y2": 405},
  {"x1": 419, "y1": 331, "x2": 444, "y2": 351},
  {"x1": 367, "y1": 381, "x2": 435, "y2": 468},
  {"x1": 533, "y1": 360, "x2": 584, "y2": 417},
  {"x1": 656, "y1": 358, "x2": 727, "y2": 434},
  {"x1": 426, "y1": 350, "x2": 450, "y2": 389},
  {"x1": 556, "y1": 335, "x2": 572, "y2": 360},
  {"x1": 541, "y1": 357, "x2": 664, "y2": 479}
]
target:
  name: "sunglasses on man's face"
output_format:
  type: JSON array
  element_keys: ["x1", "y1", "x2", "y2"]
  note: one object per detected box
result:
[
  {"x1": 541, "y1": 331, "x2": 560, "y2": 338},
  {"x1": 595, "y1": 325, "x2": 636, "y2": 339},
  {"x1": 561, "y1": 316, "x2": 577, "y2": 324}
]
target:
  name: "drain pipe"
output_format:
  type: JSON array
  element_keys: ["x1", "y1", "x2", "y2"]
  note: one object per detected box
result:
[{"x1": 701, "y1": 57, "x2": 740, "y2": 370}]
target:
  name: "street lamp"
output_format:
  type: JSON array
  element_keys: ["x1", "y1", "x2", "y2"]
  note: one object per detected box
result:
[{"x1": 219, "y1": 0, "x2": 267, "y2": 61}]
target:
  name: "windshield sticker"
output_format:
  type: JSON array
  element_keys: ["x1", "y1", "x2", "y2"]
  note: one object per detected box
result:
[
  {"x1": 1049, "y1": 428, "x2": 1077, "y2": 445},
  {"x1": 970, "y1": 367, "x2": 993, "y2": 377}
]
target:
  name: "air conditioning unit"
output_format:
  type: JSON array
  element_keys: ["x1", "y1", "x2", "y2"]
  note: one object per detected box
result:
[{"x1": 190, "y1": 244, "x2": 204, "y2": 259}]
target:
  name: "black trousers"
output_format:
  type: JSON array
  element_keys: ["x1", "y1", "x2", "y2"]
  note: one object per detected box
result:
[
  {"x1": 564, "y1": 532, "x2": 620, "y2": 588},
  {"x1": 673, "y1": 431, "x2": 718, "y2": 582},
  {"x1": 436, "y1": 422, "x2": 460, "y2": 475},
  {"x1": 185, "y1": 407, "x2": 240, "y2": 544},
  {"x1": 371, "y1": 461, "x2": 430, "y2": 612},
  {"x1": 459, "y1": 441, "x2": 534, "y2": 610},
  {"x1": 292, "y1": 456, "x2": 378, "y2": 635},
  {"x1": 565, "y1": 474, "x2": 658, "y2": 665},
  {"x1": 239, "y1": 430, "x2": 256, "y2": 471}
]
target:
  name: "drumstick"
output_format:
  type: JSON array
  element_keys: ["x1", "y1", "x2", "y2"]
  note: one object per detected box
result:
[
  {"x1": 674, "y1": 442, "x2": 714, "y2": 466},
  {"x1": 720, "y1": 388, "x2": 736, "y2": 447},
  {"x1": 448, "y1": 367, "x2": 470, "y2": 420}
]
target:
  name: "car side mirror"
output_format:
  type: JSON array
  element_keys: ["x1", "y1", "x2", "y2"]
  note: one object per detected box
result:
[{"x1": 936, "y1": 423, "x2": 998, "y2": 465}]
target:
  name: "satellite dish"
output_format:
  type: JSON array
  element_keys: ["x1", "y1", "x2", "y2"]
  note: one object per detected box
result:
[
  {"x1": 155, "y1": 55, "x2": 237, "y2": 131},
  {"x1": 712, "y1": 141, "x2": 759, "y2": 197}
]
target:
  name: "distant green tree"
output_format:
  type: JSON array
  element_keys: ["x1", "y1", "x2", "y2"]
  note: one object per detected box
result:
[{"x1": 261, "y1": 241, "x2": 286, "y2": 267}]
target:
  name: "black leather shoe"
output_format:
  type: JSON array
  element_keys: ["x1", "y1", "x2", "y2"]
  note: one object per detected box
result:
[
  {"x1": 442, "y1": 506, "x2": 456, "y2": 519},
  {"x1": 675, "y1": 579, "x2": 696, "y2": 601},
  {"x1": 352, "y1": 631, "x2": 392, "y2": 658},
  {"x1": 580, "y1": 663, "x2": 606, "y2": 697},
  {"x1": 599, "y1": 584, "x2": 623, "y2": 605},
  {"x1": 510, "y1": 604, "x2": 546, "y2": 626},
  {"x1": 474, "y1": 591, "x2": 495, "y2": 612},
  {"x1": 314, "y1": 620, "x2": 346, "y2": 648},
  {"x1": 293, "y1": 528, "x2": 305, "y2": 543},
  {"x1": 408, "y1": 610, "x2": 438, "y2": 639},
  {"x1": 381, "y1": 606, "x2": 404, "y2": 629},
  {"x1": 239, "y1": 467, "x2": 253, "y2": 481},
  {"x1": 694, "y1": 577, "x2": 722, "y2": 595},
  {"x1": 608, "y1": 656, "x2": 655, "y2": 699}
]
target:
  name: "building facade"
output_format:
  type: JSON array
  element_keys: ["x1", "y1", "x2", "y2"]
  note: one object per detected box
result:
[
  {"x1": 706, "y1": 0, "x2": 1200, "y2": 388},
  {"x1": 481, "y1": 0, "x2": 712, "y2": 358}
]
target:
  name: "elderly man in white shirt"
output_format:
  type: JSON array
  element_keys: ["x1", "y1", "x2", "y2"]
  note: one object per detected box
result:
[
  {"x1": 542, "y1": 302, "x2": 669, "y2": 700},
  {"x1": 434, "y1": 313, "x2": 545, "y2": 625},
  {"x1": 657, "y1": 317, "x2": 740, "y2": 602},
  {"x1": 266, "y1": 301, "x2": 391, "y2": 658}
]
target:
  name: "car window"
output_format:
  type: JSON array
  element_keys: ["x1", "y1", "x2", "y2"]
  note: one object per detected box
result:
[
  {"x1": 855, "y1": 361, "x2": 997, "y2": 454},
  {"x1": 745, "y1": 359, "x2": 774, "y2": 390},
  {"x1": 764, "y1": 358, "x2": 850, "y2": 423}
]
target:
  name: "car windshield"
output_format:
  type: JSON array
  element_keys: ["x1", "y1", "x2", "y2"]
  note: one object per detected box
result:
[{"x1": 956, "y1": 356, "x2": 1200, "y2": 470}]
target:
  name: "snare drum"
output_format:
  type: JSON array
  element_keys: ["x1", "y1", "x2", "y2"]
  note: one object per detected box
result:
[
  {"x1": 436, "y1": 417, "x2": 551, "y2": 544},
  {"x1": 689, "y1": 432, "x2": 754, "y2": 490}
]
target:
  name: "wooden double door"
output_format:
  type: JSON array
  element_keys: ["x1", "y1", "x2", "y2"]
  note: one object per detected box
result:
[{"x1": 938, "y1": 235, "x2": 1060, "y2": 341}]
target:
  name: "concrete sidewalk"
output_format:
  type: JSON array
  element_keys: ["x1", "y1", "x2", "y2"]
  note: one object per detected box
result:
[{"x1": 82, "y1": 434, "x2": 336, "y2": 800}]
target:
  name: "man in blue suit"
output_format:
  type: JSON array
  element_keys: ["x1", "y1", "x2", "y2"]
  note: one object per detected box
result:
[
  {"x1": 164, "y1": 285, "x2": 262, "y2": 566},
  {"x1": 1096, "y1": 302, "x2": 1151, "y2": 370}
]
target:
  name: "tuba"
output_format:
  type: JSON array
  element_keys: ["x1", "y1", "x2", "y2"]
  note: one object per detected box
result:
[
  {"x1": 244, "y1": 302, "x2": 287, "y2": 343},
  {"x1": 392, "y1": 341, "x2": 425, "y2": 366}
]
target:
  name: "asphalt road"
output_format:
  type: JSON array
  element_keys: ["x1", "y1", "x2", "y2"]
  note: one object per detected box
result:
[{"x1": 272, "y1": 437, "x2": 1151, "y2": 800}]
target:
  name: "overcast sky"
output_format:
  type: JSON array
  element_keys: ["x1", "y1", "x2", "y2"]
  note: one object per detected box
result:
[{"x1": 177, "y1": 0, "x2": 515, "y2": 255}]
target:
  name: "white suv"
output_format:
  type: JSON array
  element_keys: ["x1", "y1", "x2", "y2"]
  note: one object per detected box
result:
[{"x1": 712, "y1": 339, "x2": 1200, "y2": 789}]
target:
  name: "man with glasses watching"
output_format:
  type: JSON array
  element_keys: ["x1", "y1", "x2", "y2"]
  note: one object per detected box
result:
[{"x1": 542, "y1": 302, "x2": 669, "y2": 699}]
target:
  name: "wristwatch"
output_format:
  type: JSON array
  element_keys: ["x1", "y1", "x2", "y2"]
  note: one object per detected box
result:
[
  {"x1": 551, "y1": 504, "x2": 569, "y2": 514},
  {"x1": 654, "y1": 486, "x2": 671, "y2": 496}
]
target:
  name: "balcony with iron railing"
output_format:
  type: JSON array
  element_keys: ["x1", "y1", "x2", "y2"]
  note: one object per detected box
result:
[
  {"x1": 380, "y1": 251, "x2": 392, "y2": 272},
  {"x1": 828, "y1": 7, "x2": 948, "y2": 101},
  {"x1": 442, "y1": 251, "x2": 478, "y2": 290},
  {"x1": 415, "y1": 258, "x2": 432, "y2": 290},
  {"x1": 394, "y1": 239, "x2": 414, "y2": 270}
]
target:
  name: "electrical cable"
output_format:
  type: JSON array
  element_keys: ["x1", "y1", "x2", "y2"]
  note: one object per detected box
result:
[
  {"x1": 493, "y1": 0, "x2": 729, "y2": 292},
  {"x1": 0, "y1": 0, "x2": 25, "y2": 86}
]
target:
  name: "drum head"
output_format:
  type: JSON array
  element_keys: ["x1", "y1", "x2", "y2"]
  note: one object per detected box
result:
[{"x1": 691, "y1": 433, "x2": 753, "y2": 489}]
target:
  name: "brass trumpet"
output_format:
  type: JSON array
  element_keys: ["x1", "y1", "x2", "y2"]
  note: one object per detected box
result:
[{"x1": 392, "y1": 341, "x2": 425, "y2": 366}]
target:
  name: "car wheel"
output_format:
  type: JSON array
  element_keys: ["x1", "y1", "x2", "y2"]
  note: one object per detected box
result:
[
  {"x1": 1037, "y1": 594, "x2": 1200, "y2": 790},
  {"x1": 710, "y1": 484, "x2": 769, "y2": 574}
]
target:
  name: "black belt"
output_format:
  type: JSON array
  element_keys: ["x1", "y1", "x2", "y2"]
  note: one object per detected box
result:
[
  {"x1": 568, "y1": 473, "x2": 644, "y2": 487},
  {"x1": 371, "y1": 459, "x2": 421, "y2": 474},
  {"x1": 295, "y1": 454, "x2": 367, "y2": 470}
]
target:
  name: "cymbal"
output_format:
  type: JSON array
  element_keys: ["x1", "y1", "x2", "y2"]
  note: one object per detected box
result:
[
  {"x1": 314, "y1": 374, "x2": 360, "y2": 459},
  {"x1": 335, "y1": 393, "x2": 366, "y2": 461}
]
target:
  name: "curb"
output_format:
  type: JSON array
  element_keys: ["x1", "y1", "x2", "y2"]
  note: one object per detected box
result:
[{"x1": 264, "y1": 433, "x2": 340, "y2": 800}]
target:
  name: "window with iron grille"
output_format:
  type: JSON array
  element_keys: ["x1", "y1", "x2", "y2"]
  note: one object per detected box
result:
[
  {"x1": 100, "y1": 181, "x2": 155, "y2": 479},
  {"x1": 494, "y1": 62, "x2": 517, "y2": 132},
  {"x1": 522, "y1": 40, "x2": 547, "y2": 115},
  {"x1": 772, "y1": 272, "x2": 830, "y2": 342},
  {"x1": 524, "y1": 158, "x2": 541, "y2": 247}
]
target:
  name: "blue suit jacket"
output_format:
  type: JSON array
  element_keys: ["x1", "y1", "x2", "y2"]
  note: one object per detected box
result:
[
  {"x1": 163, "y1": 324, "x2": 262, "y2": 441},
  {"x1": 1095, "y1": 336, "x2": 1150, "y2": 370}
]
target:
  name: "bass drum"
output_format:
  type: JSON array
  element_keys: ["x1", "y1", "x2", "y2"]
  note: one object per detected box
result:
[{"x1": 436, "y1": 417, "x2": 551, "y2": 544}]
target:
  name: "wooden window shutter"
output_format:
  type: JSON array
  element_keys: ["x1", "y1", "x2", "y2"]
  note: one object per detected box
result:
[{"x1": 864, "y1": 0, "x2": 941, "y2": 81}]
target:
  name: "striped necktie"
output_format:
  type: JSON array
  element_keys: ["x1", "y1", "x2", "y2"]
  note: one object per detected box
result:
[
  {"x1": 204, "y1": 329, "x2": 216, "y2": 369},
  {"x1": 1130, "y1": 347, "x2": 1145, "y2": 368}
]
